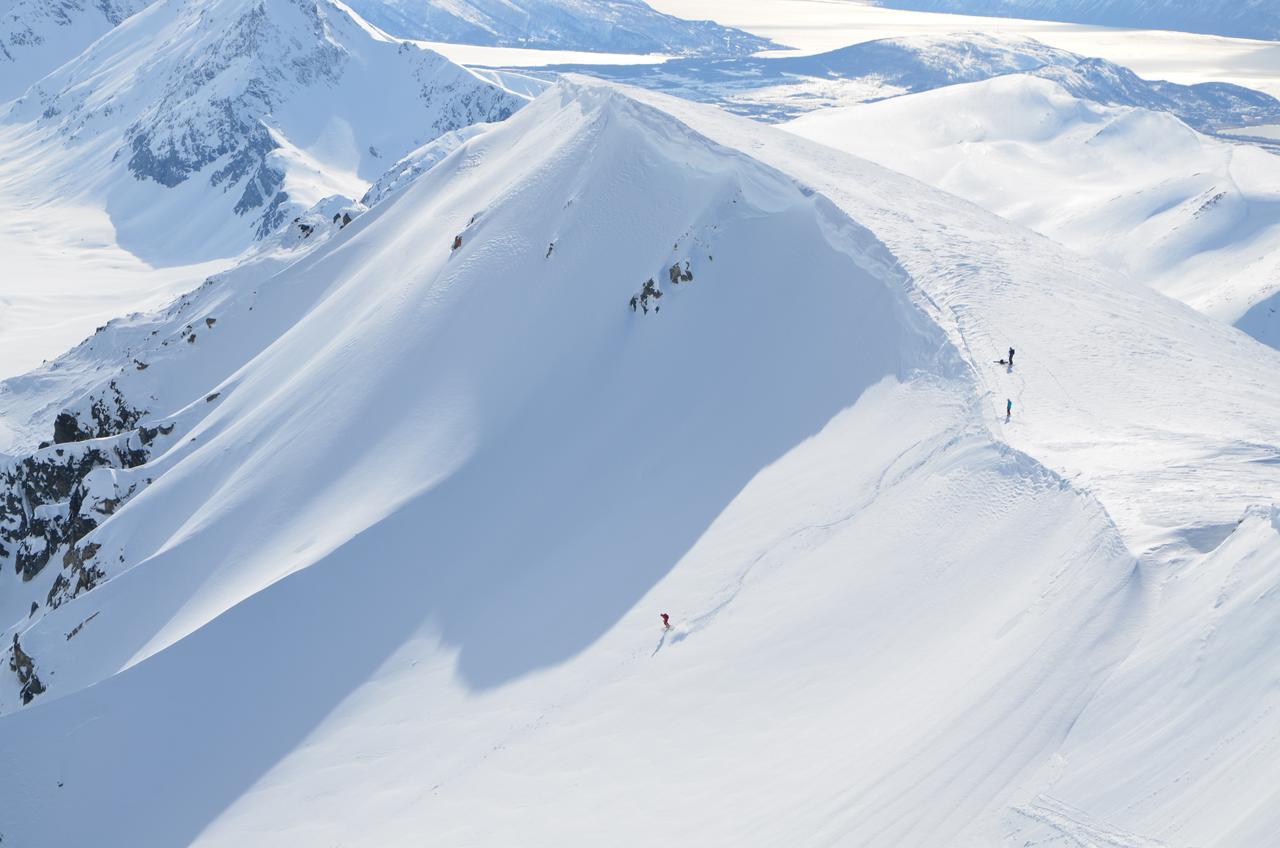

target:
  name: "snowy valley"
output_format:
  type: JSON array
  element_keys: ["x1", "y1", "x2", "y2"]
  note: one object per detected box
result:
[{"x1": 1, "y1": 2, "x2": 1279, "y2": 847}]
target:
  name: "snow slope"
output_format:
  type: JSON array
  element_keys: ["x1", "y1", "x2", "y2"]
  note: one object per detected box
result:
[
  {"x1": 0, "y1": 0, "x2": 527, "y2": 265},
  {"x1": 0, "y1": 77, "x2": 1278, "y2": 846},
  {"x1": 874, "y1": 0, "x2": 1280, "y2": 42},
  {"x1": 0, "y1": 0, "x2": 148, "y2": 103},
  {"x1": 528, "y1": 33, "x2": 1280, "y2": 129},
  {"x1": 343, "y1": 0, "x2": 778, "y2": 56},
  {"x1": 786, "y1": 73, "x2": 1280, "y2": 340}
]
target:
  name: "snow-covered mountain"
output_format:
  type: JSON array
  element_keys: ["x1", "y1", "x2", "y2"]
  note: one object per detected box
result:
[
  {"x1": 343, "y1": 0, "x2": 778, "y2": 56},
  {"x1": 535, "y1": 33, "x2": 1280, "y2": 129},
  {"x1": 786, "y1": 73, "x2": 1280, "y2": 346},
  {"x1": 874, "y1": 0, "x2": 1280, "y2": 41},
  {"x1": 0, "y1": 0, "x2": 148, "y2": 102},
  {"x1": 1, "y1": 0, "x2": 528, "y2": 264},
  {"x1": 0, "y1": 76, "x2": 1278, "y2": 846}
]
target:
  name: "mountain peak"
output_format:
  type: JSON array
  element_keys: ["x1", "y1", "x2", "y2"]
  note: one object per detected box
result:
[{"x1": 4, "y1": 0, "x2": 528, "y2": 262}]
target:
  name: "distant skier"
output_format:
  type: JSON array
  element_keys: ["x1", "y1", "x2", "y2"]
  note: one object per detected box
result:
[
  {"x1": 452, "y1": 235, "x2": 463, "y2": 251},
  {"x1": 1008, "y1": 347, "x2": 1015, "y2": 367},
  {"x1": 1006, "y1": 398, "x2": 1013, "y2": 421},
  {"x1": 629, "y1": 295, "x2": 638, "y2": 312},
  {"x1": 660, "y1": 613, "x2": 671, "y2": 630}
]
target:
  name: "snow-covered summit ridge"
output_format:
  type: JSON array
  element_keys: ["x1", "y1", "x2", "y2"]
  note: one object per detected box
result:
[
  {"x1": 344, "y1": 0, "x2": 780, "y2": 56},
  {"x1": 2, "y1": 0, "x2": 527, "y2": 263},
  {"x1": 0, "y1": 75, "x2": 1279, "y2": 846},
  {"x1": 0, "y1": 73, "x2": 953, "y2": 713}
]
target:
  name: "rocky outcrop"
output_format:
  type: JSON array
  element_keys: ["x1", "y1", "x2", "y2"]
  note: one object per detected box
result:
[
  {"x1": 53, "y1": 380, "x2": 146, "y2": 445},
  {"x1": 668, "y1": 261, "x2": 694, "y2": 285},
  {"x1": 9, "y1": 634, "x2": 45, "y2": 705},
  {"x1": 2, "y1": 427, "x2": 155, "y2": 585},
  {"x1": 47, "y1": 541, "x2": 106, "y2": 610}
]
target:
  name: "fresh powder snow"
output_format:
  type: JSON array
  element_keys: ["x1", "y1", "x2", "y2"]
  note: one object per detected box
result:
[{"x1": 0, "y1": 3, "x2": 1279, "y2": 847}]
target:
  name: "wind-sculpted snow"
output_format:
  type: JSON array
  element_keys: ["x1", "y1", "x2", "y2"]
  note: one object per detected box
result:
[
  {"x1": 0, "y1": 78, "x2": 1278, "y2": 847},
  {"x1": 0, "y1": 0, "x2": 149, "y2": 102},
  {"x1": 873, "y1": 0, "x2": 1280, "y2": 42},
  {"x1": 344, "y1": 0, "x2": 779, "y2": 56},
  {"x1": 1, "y1": 0, "x2": 527, "y2": 263},
  {"x1": 786, "y1": 73, "x2": 1280, "y2": 343},
  {"x1": 530, "y1": 33, "x2": 1280, "y2": 131}
]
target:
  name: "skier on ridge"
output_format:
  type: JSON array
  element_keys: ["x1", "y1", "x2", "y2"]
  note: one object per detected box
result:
[
  {"x1": 1008, "y1": 347, "x2": 1015, "y2": 367},
  {"x1": 660, "y1": 613, "x2": 671, "y2": 630},
  {"x1": 1006, "y1": 398, "x2": 1013, "y2": 422}
]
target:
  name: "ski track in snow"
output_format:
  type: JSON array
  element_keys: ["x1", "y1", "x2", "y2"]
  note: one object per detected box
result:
[{"x1": 1013, "y1": 795, "x2": 1173, "y2": 847}]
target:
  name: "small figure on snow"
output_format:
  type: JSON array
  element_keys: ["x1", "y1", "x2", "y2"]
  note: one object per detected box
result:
[
  {"x1": 1005, "y1": 398, "x2": 1013, "y2": 422},
  {"x1": 630, "y1": 295, "x2": 638, "y2": 312},
  {"x1": 451, "y1": 235, "x2": 463, "y2": 251},
  {"x1": 660, "y1": 613, "x2": 671, "y2": 630},
  {"x1": 1008, "y1": 347, "x2": 1015, "y2": 367}
]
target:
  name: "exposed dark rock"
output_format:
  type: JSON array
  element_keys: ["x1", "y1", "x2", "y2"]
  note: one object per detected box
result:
[
  {"x1": 9, "y1": 635, "x2": 45, "y2": 705},
  {"x1": 668, "y1": 260, "x2": 694, "y2": 284},
  {"x1": 48, "y1": 542, "x2": 106, "y2": 609},
  {"x1": 139, "y1": 422, "x2": 175, "y2": 447},
  {"x1": 65, "y1": 612, "x2": 100, "y2": 641},
  {"x1": 635, "y1": 277, "x2": 664, "y2": 314},
  {"x1": 53, "y1": 412, "x2": 88, "y2": 445},
  {"x1": 54, "y1": 380, "x2": 146, "y2": 444},
  {"x1": 3, "y1": 430, "x2": 152, "y2": 583},
  {"x1": 205, "y1": 317, "x2": 217, "y2": 328},
  {"x1": 206, "y1": 392, "x2": 221, "y2": 403}
]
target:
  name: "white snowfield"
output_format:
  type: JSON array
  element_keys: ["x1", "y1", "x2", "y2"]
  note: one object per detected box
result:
[
  {"x1": 0, "y1": 78, "x2": 1277, "y2": 847},
  {"x1": 784, "y1": 73, "x2": 1280, "y2": 347}
]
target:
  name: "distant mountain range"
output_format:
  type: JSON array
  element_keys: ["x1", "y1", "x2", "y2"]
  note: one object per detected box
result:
[
  {"x1": 342, "y1": 0, "x2": 779, "y2": 55},
  {"x1": 873, "y1": 0, "x2": 1280, "y2": 42}
]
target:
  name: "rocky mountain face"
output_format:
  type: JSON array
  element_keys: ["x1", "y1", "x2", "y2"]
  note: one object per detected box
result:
[
  {"x1": 3, "y1": 0, "x2": 528, "y2": 261},
  {"x1": 0, "y1": 0, "x2": 149, "y2": 101},
  {"x1": 344, "y1": 0, "x2": 778, "y2": 55}
]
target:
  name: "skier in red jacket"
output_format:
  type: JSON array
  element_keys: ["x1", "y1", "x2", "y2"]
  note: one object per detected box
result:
[{"x1": 660, "y1": 613, "x2": 671, "y2": 630}]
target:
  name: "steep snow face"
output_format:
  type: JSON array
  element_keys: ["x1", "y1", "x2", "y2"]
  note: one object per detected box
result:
[
  {"x1": 873, "y1": 0, "x2": 1280, "y2": 42},
  {"x1": 535, "y1": 33, "x2": 1280, "y2": 129},
  {"x1": 0, "y1": 0, "x2": 149, "y2": 102},
  {"x1": 637, "y1": 83, "x2": 1280, "y2": 845},
  {"x1": 0, "y1": 79, "x2": 1154, "y2": 846},
  {"x1": 786, "y1": 74, "x2": 1280, "y2": 337},
  {"x1": 1, "y1": 78, "x2": 1279, "y2": 847},
  {"x1": 344, "y1": 0, "x2": 778, "y2": 56},
  {"x1": 1, "y1": 0, "x2": 526, "y2": 264}
]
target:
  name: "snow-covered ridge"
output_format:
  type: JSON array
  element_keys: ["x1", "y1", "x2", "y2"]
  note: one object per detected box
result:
[
  {"x1": 785, "y1": 73, "x2": 1280, "y2": 344},
  {"x1": 873, "y1": 0, "x2": 1280, "y2": 42},
  {"x1": 344, "y1": 0, "x2": 780, "y2": 56},
  {"x1": 529, "y1": 33, "x2": 1280, "y2": 131},
  {"x1": 0, "y1": 0, "x2": 149, "y2": 102},
  {"x1": 0, "y1": 76, "x2": 1278, "y2": 847},
  {"x1": 2, "y1": 0, "x2": 528, "y2": 263}
]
